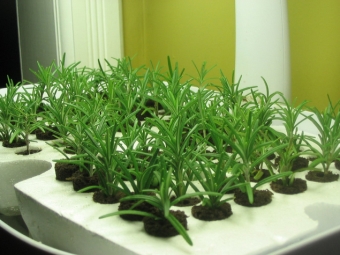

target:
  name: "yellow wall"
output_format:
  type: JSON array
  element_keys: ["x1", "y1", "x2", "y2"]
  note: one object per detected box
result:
[
  {"x1": 123, "y1": 0, "x2": 340, "y2": 109},
  {"x1": 122, "y1": 0, "x2": 145, "y2": 67},
  {"x1": 288, "y1": 0, "x2": 340, "y2": 109},
  {"x1": 122, "y1": 0, "x2": 235, "y2": 84}
]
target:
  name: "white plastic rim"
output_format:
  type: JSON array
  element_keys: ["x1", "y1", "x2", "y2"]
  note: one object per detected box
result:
[{"x1": 235, "y1": 0, "x2": 291, "y2": 100}]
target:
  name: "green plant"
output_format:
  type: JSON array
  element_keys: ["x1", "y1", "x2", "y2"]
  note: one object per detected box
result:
[
  {"x1": 188, "y1": 84, "x2": 215, "y2": 144},
  {"x1": 29, "y1": 59, "x2": 57, "y2": 105},
  {"x1": 113, "y1": 120, "x2": 161, "y2": 194},
  {"x1": 304, "y1": 97, "x2": 340, "y2": 173},
  {"x1": 100, "y1": 156, "x2": 193, "y2": 245},
  {"x1": 190, "y1": 151, "x2": 244, "y2": 208},
  {"x1": 7, "y1": 56, "x2": 340, "y2": 250},
  {"x1": 115, "y1": 57, "x2": 145, "y2": 95},
  {"x1": 160, "y1": 56, "x2": 191, "y2": 101},
  {"x1": 190, "y1": 61, "x2": 216, "y2": 88},
  {"x1": 41, "y1": 87, "x2": 71, "y2": 142},
  {"x1": 209, "y1": 107, "x2": 290, "y2": 204},
  {"x1": 246, "y1": 80, "x2": 282, "y2": 178},
  {"x1": 9, "y1": 84, "x2": 43, "y2": 154},
  {"x1": 54, "y1": 54, "x2": 81, "y2": 83},
  {"x1": 147, "y1": 61, "x2": 165, "y2": 116},
  {"x1": 274, "y1": 97, "x2": 313, "y2": 186},
  {"x1": 69, "y1": 116, "x2": 130, "y2": 197},
  {"x1": 144, "y1": 85, "x2": 203, "y2": 200},
  {"x1": 100, "y1": 154, "x2": 221, "y2": 246},
  {"x1": 0, "y1": 78, "x2": 21, "y2": 144},
  {"x1": 116, "y1": 68, "x2": 151, "y2": 122},
  {"x1": 215, "y1": 71, "x2": 254, "y2": 111},
  {"x1": 56, "y1": 66, "x2": 92, "y2": 106},
  {"x1": 49, "y1": 84, "x2": 111, "y2": 182}
]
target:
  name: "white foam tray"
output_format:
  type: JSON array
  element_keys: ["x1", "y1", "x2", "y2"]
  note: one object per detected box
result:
[
  {"x1": 10, "y1": 124, "x2": 340, "y2": 255},
  {"x1": 13, "y1": 163, "x2": 340, "y2": 255},
  {"x1": 0, "y1": 85, "x2": 339, "y2": 254}
]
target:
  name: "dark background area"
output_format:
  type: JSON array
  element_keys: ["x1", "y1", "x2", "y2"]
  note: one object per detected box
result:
[
  {"x1": 0, "y1": 227, "x2": 50, "y2": 254},
  {"x1": 0, "y1": 0, "x2": 22, "y2": 88}
]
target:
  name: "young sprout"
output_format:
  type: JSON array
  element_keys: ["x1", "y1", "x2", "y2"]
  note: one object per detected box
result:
[
  {"x1": 115, "y1": 68, "x2": 151, "y2": 123},
  {"x1": 187, "y1": 84, "x2": 215, "y2": 145},
  {"x1": 190, "y1": 60, "x2": 216, "y2": 88},
  {"x1": 273, "y1": 97, "x2": 313, "y2": 188},
  {"x1": 101, "y1": 157, "x2": 193, "y2": 245},
  {"x1": 65, "y1": 117, "x2": 124, "y2": 199},
  {"x1": 209, "y1": 108, "x2": 290, "y2": 205},
  {"x1": 113, "y1": 120, "x2": 160, "y2": 195},
  {"x1": 304, "y1": 97, "x2": 340, "y2": 180},
  {"x1": 144, "y1": 85, "x2": 202, "y2": 202},
  {"x1": 148, "y1": 61, "x2": 164, "y2": 116},
  {"x1": 189, "y1": 151, "x2": 245, "y2": 210},
  {"x1": 41, "y1": 87, "x2": 71, "y2": 142},
  {"x1": 115, "y1": 57, "x2": 145, "y2": 95},
  {"x1": 0, "y1": 78, "x2": 21, "y2": 145},
  {"x1": 51, "y1": 89, "x2": 108, "y2": 184},
  {"x1": 215, "y1": 71, "x2": 254, "y2": 111},
  {"x1": 10, "y1": 84, "x2": 43, "y2": 154},
  {"x1": 29, "y1": 59, "x2": 57, "y2": 106},
  {"x1": 54, "y1": 53, "x2": 81, "y2": 87},
  {"x1": 162, "y1": 56, "x2": 188, "y2": 98},
  {"x1": 246, "y1": 80, "x2": 282, "y2": 180},
  {"x1": 100, "y1": 155, "x2": 216, "y2": 246}
]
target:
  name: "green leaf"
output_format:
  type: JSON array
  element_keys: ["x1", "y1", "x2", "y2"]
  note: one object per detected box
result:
[{"x1": 166, "y1": 213, "x2": 193, "y2": 246}]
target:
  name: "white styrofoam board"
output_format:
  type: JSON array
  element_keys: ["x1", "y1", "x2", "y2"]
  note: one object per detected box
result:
[
  {"x1": 13, "y1": 159, "x2": 340, "y2": 255},
  {"x1": 1, "y1": 83, "x2": 339, "y2": 254},
  {"x1": 10, "y1": 117, "x2": 340, "y2": 255}
]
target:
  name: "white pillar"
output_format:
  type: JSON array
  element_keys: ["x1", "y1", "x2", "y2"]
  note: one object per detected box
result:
[{"x1": 235, "y1": 0, "x2": 290, "y2": 100}]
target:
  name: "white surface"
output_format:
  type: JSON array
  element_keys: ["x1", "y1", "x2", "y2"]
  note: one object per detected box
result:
[
  {"x1": 0, "y1": 159, "x2": 51, "y2": 216},
  {"x1": 0, "y1": 149, "x2": 72, "y2": 255},
  {"x1": 235, "y1": 0, "x2": 291, "y2": 100},
  {"x1": 11, "y1": 122, "x2": 340, "y2": 255},
  {"x1": 14, "y1": 161, "x2": 340, "y2": 255}
]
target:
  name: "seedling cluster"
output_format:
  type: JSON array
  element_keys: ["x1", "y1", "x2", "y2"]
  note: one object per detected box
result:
[{"x1": 1, "y1": 56, "x2": 339, "y2": 246}]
